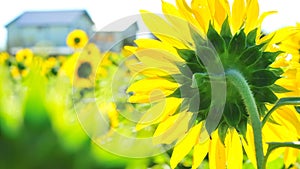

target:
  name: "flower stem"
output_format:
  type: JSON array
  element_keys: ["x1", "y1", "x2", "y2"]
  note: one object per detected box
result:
[{"x1": 226, "y1": 69, "x2": 264, "y2": 169}]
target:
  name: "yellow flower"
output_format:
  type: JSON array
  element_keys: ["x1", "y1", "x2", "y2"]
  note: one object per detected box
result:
[
  {"x1": 0, "y1": 52, "x2": 9, "y2": 65},
  {"x1": 15, "y1": 48, "x2": 33, "y2": 66},
  {"x1": 41, "y1": 57, "x2": 59, "y2": 76},
  {"x1": 125, "y1": 0, "x2": 300, "y2": 168},
  {"x1": 66, "y1": 29, "x2": 89, "y2": 49},
  {"x1": 73, "y1": 43, "x2": 101, "y2": 88}
]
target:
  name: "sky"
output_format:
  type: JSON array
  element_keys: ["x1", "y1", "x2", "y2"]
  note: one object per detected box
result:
[{"x1": 1, "y1": 0, "x2": 299, "y2": 49}]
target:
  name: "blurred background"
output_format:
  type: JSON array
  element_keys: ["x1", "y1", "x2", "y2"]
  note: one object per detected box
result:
[{"x1": 0, "y1": 0, "x2": 300, "y2": 169}]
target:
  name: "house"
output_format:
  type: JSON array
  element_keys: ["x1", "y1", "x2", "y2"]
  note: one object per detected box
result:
[
  {"x1": 90, "y1": 17, "x2": 139, "y2": 53},
  {"x1": 5, "y1": 10, "x2": 95, "y2": 55}
]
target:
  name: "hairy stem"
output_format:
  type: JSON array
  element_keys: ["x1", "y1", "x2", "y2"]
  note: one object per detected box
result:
[{"x1": 226, "y1": 69, "x2": 264, "y2": 169}]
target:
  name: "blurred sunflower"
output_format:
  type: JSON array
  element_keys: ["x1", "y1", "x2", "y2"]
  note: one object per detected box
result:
[
  {"x1": 15, "y1": 48, "x2": 33, "y2": 67},
  {"x1": 66, "y1": 29, "x2": 89, "y2": 49},
  {"x1": 11, "y1": 48, "x2": 34, "y2": 79},
  {"x1": 125, "y1": 0, "x2": 299, "y2": 168},
  {"x1": 0, "y1": 52, "x2": 10, "y2": 65},
  {"x1": 41, "y1": 57, "x2": 61, "y2": 76}
]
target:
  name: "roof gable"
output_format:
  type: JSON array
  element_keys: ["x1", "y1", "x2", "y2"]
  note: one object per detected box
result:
[{"x1": 6, "y1": 10, "x2": 94, "y2": 27}]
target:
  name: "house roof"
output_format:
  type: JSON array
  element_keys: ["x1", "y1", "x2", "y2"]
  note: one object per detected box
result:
[{"x1": 5, "y1": 10, "x2": 94, "y2": 27}]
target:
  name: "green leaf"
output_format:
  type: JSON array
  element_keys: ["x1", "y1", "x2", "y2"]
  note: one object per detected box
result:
[
  {"x1": 262, "y1": 97, "x2": 300, "y2": 126},
  {"x1": 207, "y1": 23, "x2": 226, "y2": 54},
  {"x1": 218, "y1": 121, "x2": 229, "y2": 145},
  {"x1": 228, "y1": 30, "x2": 246, "y2": 56},
  {"x1": 252, "y1": 87, "x2": 278, "y2": 104},
  {"x1": 246, "y1": 28, "x2": 258, "y2": 46},
  {"x1": 269, "y1": 84, "x2": 291, "y2": 93},
  {"x1": 249, "y1": 70, "x2": 279, "y2": 87},
  {"x1": 220, "y1": 17, "x2": 232, "y2": 44},
  {"x1": 239, "y1": 45, "x2": 263, "y2": 66},
  {"x1": 223, "y1": 103, "x2": 241, "y2": 127}
]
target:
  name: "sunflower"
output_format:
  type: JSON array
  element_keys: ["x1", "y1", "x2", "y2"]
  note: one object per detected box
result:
[
  {"x1": 15, "y1": 48, "x2": 33, "y2": 67},
  {"x1": 73, "y1": 43, "x2": 100, "y2": 88},
  {"x1": 66, "y1": 29, "x2": 89, "y2": 49},
  {"x1": 0, "y1": 52, "x2": 10, "y2": 65},
  {"x1": 125, "y1": 0, "x2": 299, "y2": 168}
]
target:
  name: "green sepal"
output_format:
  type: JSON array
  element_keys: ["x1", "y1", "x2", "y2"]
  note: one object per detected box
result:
[
  {"x1": 189, "y1": 94, "x2": 200, "y2": 113},
  {"x1": 177, "y1": 48, "x2": 197, "y2": 63},
  {"x1": 269, "y1": 68, "x2": 284, "y2": 76},
  {"x1": 250, "y1": 51, "x2": 283, "y2": 70},
  {"x1": 246, "y1": 28, "x2": 258, "y2": 46},
  {"x1": 223, "y1": 102, "x2": 241, "y2": 127},
  {"x1": 190, "y1": 24, "x2": 206, "y2": 47},
  {"x1": 252, "y1": 87, "x2": 278, "y2": 104},
  {"x1": 191, "y1": 73, "x2": 208, "y2": 88},
  {"x1": 218, "y1": 121, "x2": 229, "y2": 145},
  {"x1": 198, "y1": 90, "x2": 211, "y2": 110},
  {"x1": 237, "y1": 118, "x2": 247, "y2": 139},
  {"x1": 239, "y1": 45, "x2": 263, "y2": 66},
  {"x1": 207, "y1": 23, "x2": 226, "y2": 54},
  {"x1": 249, "y1": 69, "x2": 279, "y2": 87},
  {"x1": 197, "y1": 45, "x2": 217, "y2": 61},
  {"x1": 262, "y1": 51, "x2": 283, "y2": 64},
  {"x1": 269, "y1": 84, "x2": 291, "y2": 93},
  {"x1": 228, "y1": 30, "x2": 246, "y2": 56},
  {"x1": 159, "y1": 74, "x2": 190, "y2": 85},
  {"x1": 170, "y1": 83, "x2": 195, "y2": 98},
  {"x1": 186, "y1": 62, "x2": 204, "y2": 74},
  {"x1": 295, "y1": 106, "x2": 300, "y2": 113},
  {"x1": 220, "y1": 17, "x2": 232, "y2": 44}
]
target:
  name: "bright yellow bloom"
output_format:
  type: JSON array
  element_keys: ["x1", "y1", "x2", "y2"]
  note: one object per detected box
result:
[
  {"x1": 66, "y1": 29, "x2": 89, "y2": 49},
  {"x1": 15, "y1": 48, "x2": 33, "y2": 66},
  {"x1": 0, "y1": 52, "x2": 9, "y2": 65},
  {"x1": 125, "y1": 0, "x2": 300, "y2": 168}
]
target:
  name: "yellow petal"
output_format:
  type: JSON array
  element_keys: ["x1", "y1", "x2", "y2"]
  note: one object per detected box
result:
[
  {"x1": 127, "y1": 62, "x2": 172, "y2": 77},
  {"x1": 192, "y1": 139, "x2": 210, "y2": 169},
  {"x1": 134, "y1": 38, "x2": 184, "y2": 62},
  {"x1": 214, "y1": 0, "x2": 230, "y2": 32},
  {"x1": 283, "y1": 148, "x2": 300, "y2": 167},
  {"x1": 176, "y1": 0, "x2": 204, "y2": 33},
  {"x1": 244, "y1": 0, "x2": 259, "y2": 34},
  {"x1": 153, "y1": 112, "x2": 192, "y2": 144},
  {"x1": 136, "y1": 97, "x2": 183, "y2": 130},
  {"x1": 192, "y1": 122, "x2": 210, "y2": 169},
  {"x1": 140, "y1": 10, "x2": 187, "y2": 49},
  {"x1": 134, "y1": 49, "x2": 182, "y2": 74},
  {"x1": 232, "y1": 0, "x2": 246, "y2": 33},
  {"x1": 209, "y1": 131, "x2": 226, "y2": 169},
  {"x1": 127, "y1": 78, "x2": 179, "y2": 95},
  {"x1": 225, "y1": 129, "x2": 243, "y2": 169},
  {"x1": 241, "y1": 124, "x2": 257, "y2": 168},
  {"x1": 191, "y1": 0, "x2": 212, "y2": 33},
  {"x1": 170, "y1": 122, "x2": 202, "y2": 169},
  {"x1": 162, "y1": 0, "x2": 194, "y2": 46}
]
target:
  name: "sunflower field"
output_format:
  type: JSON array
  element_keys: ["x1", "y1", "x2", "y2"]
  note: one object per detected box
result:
[{"x1": 1, "y1": 0, "x2": 300, "y2": 169}]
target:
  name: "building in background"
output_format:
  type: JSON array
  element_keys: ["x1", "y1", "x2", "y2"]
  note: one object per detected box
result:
[
  {"x1": 90, "y1": 18, "x2": 139, "y2": 53},
  {"x1": 5, "y1": 10, "x2": 95, "y2": 55}
]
